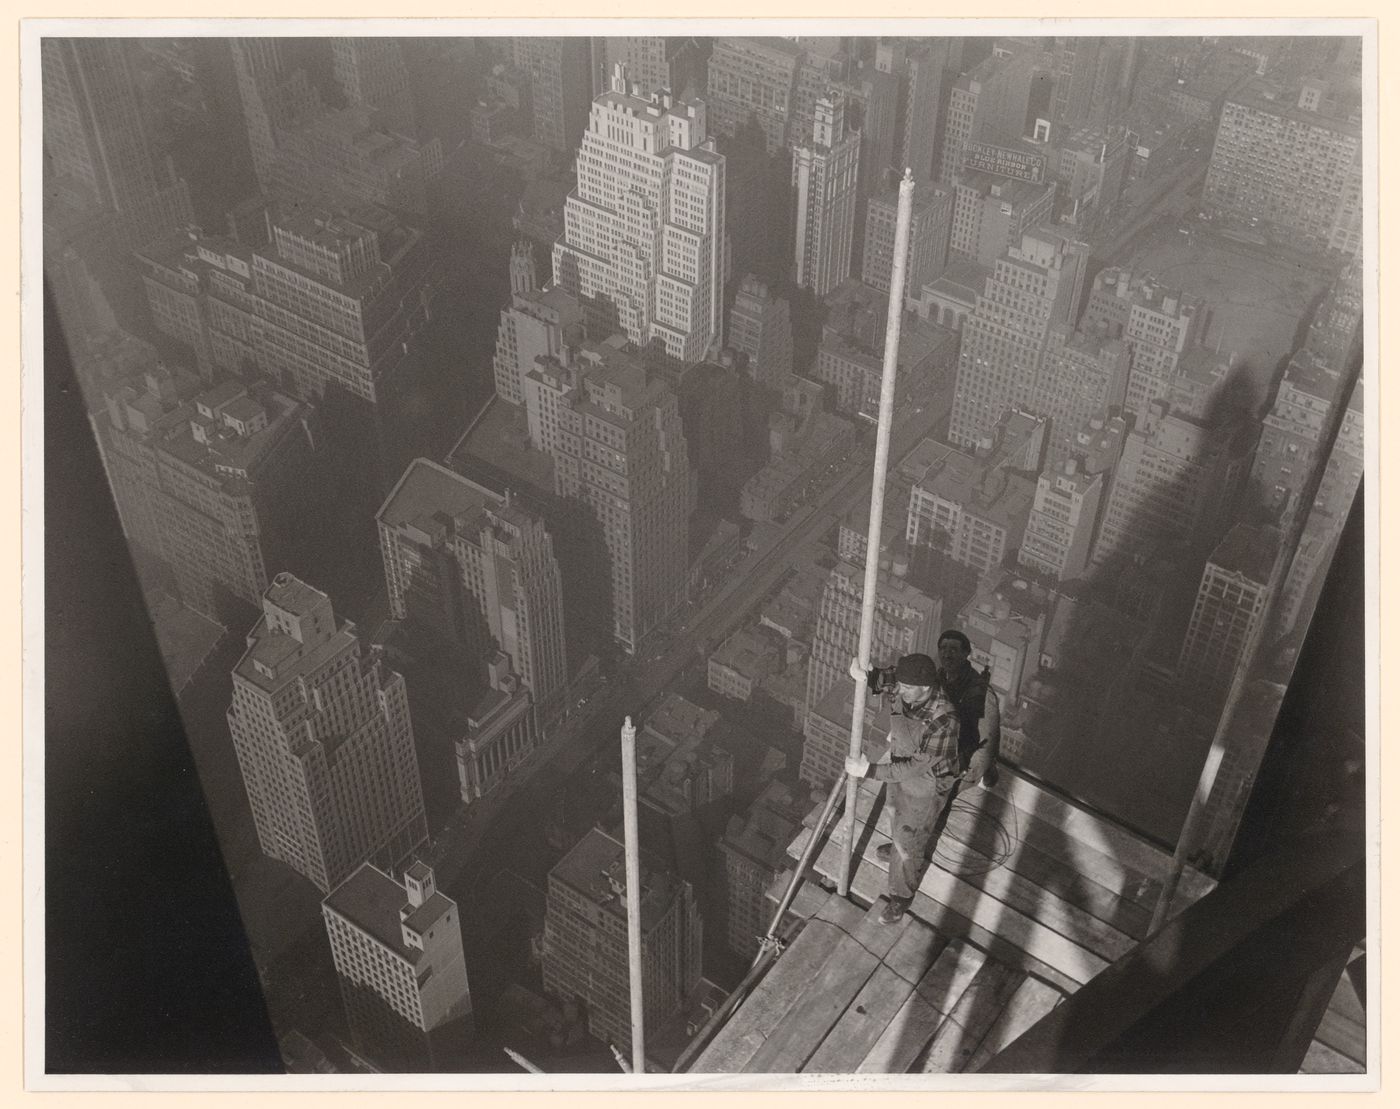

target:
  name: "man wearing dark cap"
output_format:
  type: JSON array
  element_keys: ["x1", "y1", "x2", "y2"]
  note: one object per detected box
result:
[
  {"x1": 844, "y1": 651, "x2": 961, "y2": 925},
  {"x1": 936, "y1": 629, "x2": 1000, "y2": 788}
]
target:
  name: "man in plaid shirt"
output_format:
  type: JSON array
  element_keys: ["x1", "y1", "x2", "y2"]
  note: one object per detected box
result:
[{"x1": 845, "y1": 639, "x2": 999, "y2": 925}]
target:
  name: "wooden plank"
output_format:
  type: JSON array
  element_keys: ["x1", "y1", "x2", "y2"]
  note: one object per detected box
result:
[
  {"x1": 818, "y1": 779, "x2": 1164, "y2": 931},
  {"x1": 816, "y1": 889, "x2": 911, "y2": 962},
  {"x1": 802, "y1": 964, "x2": 916, "y2": 1073},
  {"x1": 934, "y1": 784, "x2": 1164, "y2": 913},
  {"x1": 963, "y1": 975, "x2": 1064, "y2": 1073},
  {"x1": 744, "y1": 902, "x2": 903, "y2": 1072},
  {"x1": 1327, "y1": 960, "x2": 1367, "y2": 1025},
  {"x1": 690, "y1": 918, "x2": 845, "y2": 1072},
  {"x1": 805, "y1": 831, "x2": 1084, "y2": 996},
  {"x1": 805, "y1": 822, "x2": 1112, "y2": 984},
  {"x1": 987, "y1": 773, "x2": 1216, "y2": 904},
  {"x1": 856, "y1": 940, "x2": 987, "y2": 1073},
  {"x1": 883, "y1": 918, "x2": 949, "y2": 986},
  {"x1": 805, "y1": 781, "x2": 1156, "y2": 941},
  {"x1": 1300, "y1": 1038, "x2": 1366, "y2": 1074},
  {"x1": 916, "y1": 961, "x2": 1025, "y2": 1073},
  {"x1": 1315, "y1": 1007, "x2": 1366, "y2": 1066},
  {"x1": 763, "y1": 870, "x2": 833, "y2": 922}
]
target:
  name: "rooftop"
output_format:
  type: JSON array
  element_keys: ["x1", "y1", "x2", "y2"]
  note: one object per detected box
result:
[
  {"x1": 322, "y1": 863, "x2": 455, "y2": 965},
  {"x1": 1208, "y1": 523, "x2": 1280, "y2": 582},
  {"x1": 549, "y1": 827, "x2": 683, "y2": 934}
]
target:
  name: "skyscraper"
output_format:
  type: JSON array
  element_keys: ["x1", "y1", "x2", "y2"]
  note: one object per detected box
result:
[
  {"x1": 1081, "y1": 267, "x2": 1206, "y2": 425},
  {"x1": 42, "y1": 39, "x2": 164, "y2": 214},
  {"x1": 804, "y1": 560, "x2": 940, "y2": 722},
  {"x1": 229, "y1": 37, "x2": 322, "y2": 192},
  {"x1": 512, "y1": 36, "x2": 594, "y2": 155},
  {"x1": 227, "y1": 574, "x2": 429, "y2": 894},
  {"x1": 939, "y1": 43, "x2": 1037, "y2": 183},
  {"x1": 1031, "y1": 325, "x2": 1131, "y2": 453},
  {"x1": 861, "y1": 181, "x2": 954, "y2": 301},
  {"x1": 331, "y1": 37, "x2": 417, "y2": 136},
  {"x1": 250, "y1": 203, "x2": 435, "y2": 405},
  {"x1": 270, "y1": 106, "x2": 444, "y2": 216},
  {"x1": 948, "y1": 229, "x2": 1089, "y2": 451},
  {"x1": 1203, "y1": 78, "x2": 1362, "y2": 250},
  {"x1": 1090, "y1": 402, "x2": 1253, "y2": 570},
  {"x1": 553, "y1": 67, "x2": 726, "y2": 364},
  {"x1": 791, "y1": 94, "x2": 861, "y2": 297},
  {"x1": 899, "y1": 41, "x2": 951, "y2": 185},
  {"x1": 523, "y1": 340, "x2": 690, "y2": 653},
  {"x1": 601, "y1": 36, "x2": 705, "y2": 97},
  {"x1": 716, "y1": 780, "x2": 812, "y2": 960},
  {"x1": 726, "y1": 274, "x2": 794, "y2": 390},
  {"x1": 1018, "y1": 457, "x2": 1106, "y2": 582},
  {"x1": 41, "y1": 38, "x2": 195, "y2": 255},
  {"x1": 376, "y1": 458, "x2": 569, "y2": 727},
  {"x1": 1177, "y1": 524, "x2": 1280, "y2": 707},
  {"x1": 704, "y1": 37, "x2": 803, "y2": 155},
  {"x1": 322, "y1": 861, "x2": 473, "y2": 1071},
  {"x1": 94, "y1": 366, "x2": 314, "y2": 620},
  {"x1": 949, "y1": 172, "x2": 1057, "y2": 270},
  {"x1": 491, "y1": 244, "x2": 584, "y2": 406},
  {"x1": 542, "y1": 827, "x2": 703, "y2": 1052}
]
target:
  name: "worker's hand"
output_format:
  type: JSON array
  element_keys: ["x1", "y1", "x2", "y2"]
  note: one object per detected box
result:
[
  {"x1": 963, "y1": 747, "x2": 997, "y2": 787},
  {"x1": 845, "y1": 753, "x2": 871, "y2": 778},
  {"x1": 849, "y1": 657, "x2": 867, "y2": 684}
]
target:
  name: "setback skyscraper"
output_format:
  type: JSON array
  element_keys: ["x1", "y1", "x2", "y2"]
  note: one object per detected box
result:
[
  {"x1": 553, "y1": 66, "x2": 726, "y2": 363},
  {"x1": 228, "y1": 574, "x2": 428, "y2": 893}
]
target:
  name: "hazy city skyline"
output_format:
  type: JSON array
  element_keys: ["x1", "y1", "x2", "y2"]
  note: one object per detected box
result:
[{"x1": 36, "y1": 25, "x2": 1369, "y2": 1081}]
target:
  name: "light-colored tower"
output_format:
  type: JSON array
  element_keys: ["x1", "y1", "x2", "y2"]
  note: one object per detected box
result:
[
  {"x1": 792, "y1": 94, "x2": 861, "y2": 297},
  {"x1": 1018, "y1": 458, "x2": 1106, "y2": 582},
  {"x1": 227, "y1": 574, "x2": 428, "y2": 893},
  {"x1": 377, "y1": 458, "x2": 569, "y2": 726},
  {"x1": 491, "y1": 246, "x2": 583, "y2": 406},
  {"x1": 552, "y1": 65, "x2": 726, "y2": 364},
  {"x1": 322, "y1": 861, "x2": 473, "y2": 1071}
]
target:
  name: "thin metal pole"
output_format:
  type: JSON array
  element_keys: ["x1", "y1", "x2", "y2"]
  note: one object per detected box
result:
[
  {"x1": 503, "y1": 1047, "x2": 543, "y2": 1073},
  {"x1": 1149, "y1": 349, "x2": 1364, "y2": 934},
  {"x1": 620, "y1": 715, "x2": 646, "y2": 1073},
  {"x1": 839, "y1": 169, "x2": 916, "y2": 897}
]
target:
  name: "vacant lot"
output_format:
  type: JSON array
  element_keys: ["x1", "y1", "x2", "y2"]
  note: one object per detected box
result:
[{"x1": 1127, "y1": 224, "x2": 1332, "y2": 413}]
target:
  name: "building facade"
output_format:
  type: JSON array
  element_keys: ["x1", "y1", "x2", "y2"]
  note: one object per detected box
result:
[
  {"x1": 524, "y1": 341, "x2": 691, "y2": 653},
  {"x1": 322, "y1": 862, "x2": 473, "y2": 1071},
  {"x1": 792, "y1": 94, "x2": 861, "y2": 298},
  {"x1": 542, "y1": 827, "x2": 703, "y2": 1051},
  {"x1": 227, "y1": 574, "x2": 429, "y2": 893},
  {"x1": 377, "y1": 458, "x2": 569, "y2": 727},
  {"x1": 552, "y1": 67, "x2": 726, "y2": 364}
]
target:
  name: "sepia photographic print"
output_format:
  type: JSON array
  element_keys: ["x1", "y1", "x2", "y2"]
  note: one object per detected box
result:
[{"x1": 25, "y1": 16, "x2": 1377, "y2": 1091}]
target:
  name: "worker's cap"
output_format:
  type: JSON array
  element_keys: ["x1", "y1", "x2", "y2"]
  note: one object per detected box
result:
[{"x1": 895, "y1": 653, "x2": 938, "y2": 687}]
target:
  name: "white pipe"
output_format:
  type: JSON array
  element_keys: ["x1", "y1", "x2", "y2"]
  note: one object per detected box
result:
[
  {"x1": 839, "y1": 168, "x2": 916, "y2": 897},
  {"x1": 620, "y1": 715, "x2": 646, "y2": 1073}
]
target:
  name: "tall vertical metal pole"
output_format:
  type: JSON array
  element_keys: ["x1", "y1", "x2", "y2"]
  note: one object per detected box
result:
[
  {"x1": 620, "y1": 715, "x2": 646, "y2": 1073},
  {"x1": 839, "y1": 169, "x2": 916, "y2": 897}
]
